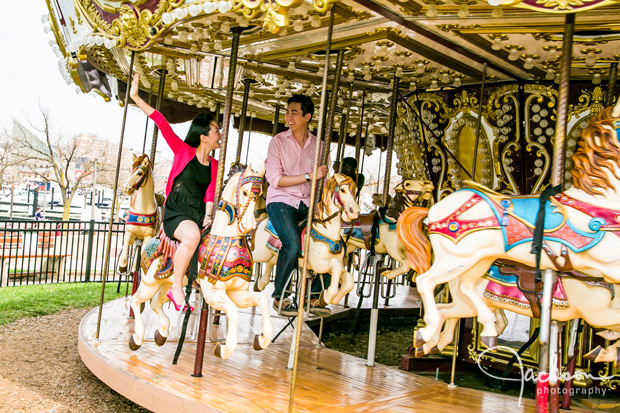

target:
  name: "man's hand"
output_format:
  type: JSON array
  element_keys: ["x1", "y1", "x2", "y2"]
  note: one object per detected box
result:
[
  {"x1": 129, "y1": 73, "x2": 140, "y2": 103},
  {"x1": 316, "y1": 165, "x2": 328, "y2": 179}
]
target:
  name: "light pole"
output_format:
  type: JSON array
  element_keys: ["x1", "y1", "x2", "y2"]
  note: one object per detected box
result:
[{"x1": 91, "y1": 160, "x2": 97, "y2": 221}]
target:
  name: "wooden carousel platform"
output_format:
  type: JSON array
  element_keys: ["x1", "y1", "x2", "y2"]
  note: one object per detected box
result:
[{"x1": 78, "y1": 284, "x2": 554, "y2": 412}]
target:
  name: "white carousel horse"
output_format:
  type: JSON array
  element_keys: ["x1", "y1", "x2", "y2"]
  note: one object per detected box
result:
[
  {"x1": 397, "y1": 99, "x2": 620, "y2": 348},
  {"x1": 252, "y1": 174, "x2": 361, "y2": 305},
  {"x1": 118, "y1": 154, "x2": 161, "y2": 273},
  {"x1": 129, "y1": 165, "x2": 272, "y2": 360},
  {"x1": 342, "y1": 179, "x2": 434, "y2": 280},
  {"x1": 414, "y1": 266, "x2": 620, "y2": 367}
]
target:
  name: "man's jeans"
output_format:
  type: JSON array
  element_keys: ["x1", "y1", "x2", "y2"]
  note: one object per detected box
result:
[{"x1": 267, "y1": 202, "x2": 331, "y2": 300}]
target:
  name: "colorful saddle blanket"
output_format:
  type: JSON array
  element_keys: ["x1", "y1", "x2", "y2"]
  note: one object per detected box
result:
[
  {"x1": 265, "y1": 219, "x2": 343, "y2": 255},
  {"x1": 198, "y1": 234, "x2": 252, "y2": 284}
]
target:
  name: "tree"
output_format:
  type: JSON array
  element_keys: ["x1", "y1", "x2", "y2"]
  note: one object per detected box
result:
[
  {"x1": 12, "y1": 107, "x2": 114, "y2": 220},
  {"x1": 0, "y1": 127, "x2": 17, "y2": 189}
]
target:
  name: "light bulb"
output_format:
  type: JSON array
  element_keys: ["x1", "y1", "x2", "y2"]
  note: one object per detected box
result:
[
  {"x1": 221, "y1": 22, "x2": 230, "y2": 33},
  {"x1": 214, "y1": 40, "x2": 222, "y2": 51},
  {"x1": 441, "y1": 73, "x2": 450, "y2": 83},
  {"x1": 585, "y1": 52, "x2": 596, "y2": 67},
  {"x1": 364, "y1": 73, "x2": 372, "y2": 81},
  {"x1": 545, "y1": 69, "x2": 555, "y2": 80},
  {"x1": 430, "y1": 79, "x2": 438, "y2": 89},
  {"x1": 458, "y1": 4, "x2": 469, "y2": 18},
  {"x1": 347, "y1": 72, "x2": 355, "y2": 82},
  {"x1": 396, "y1": 67, "x2": 404, "y2": 77},
  {"x1": 508, "y1": 50, "x2": 519, "y2": 61},
  {"x1": 311, "y1": 15, "x2": 321, "y2": 28},
  {"x1": 592, "y1": 73, "x2": 601, "y2": 85},
  {"x1": 426, "y1": 3, "x2": 438, "y2": 18},
  {"x1": 287, "y1": 61, "x2": 295, "y2": 71},
  {"x1": 524, "y1": 58, "x2": 534, "y2": 70},
  {"x1": 409, "y1": 82, "x2": 417, "y2": 91},
  {"x1": 491, "y1": 6, "x2": 503, "y2": 18},
  {"x1": 492, "y1": 38, "x2": 502, "y2": 51},
  {"x1": 238, "y1": 16, "x2": 250, "y2": 27},
  {"x1": 171, "y1": 79, "x2": 178, "y2": 91},
  {"x1": 278, "y1": 27, "x2": 288, "y2": 36},
  {"x1": 453, "y1": 77, "x2": 461, "y2": 88},
  {"x1": 293, "y1": 20, "x2": 303, "y2": 32}
]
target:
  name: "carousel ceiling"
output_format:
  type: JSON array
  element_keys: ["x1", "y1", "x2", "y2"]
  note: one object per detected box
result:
[{"x1": 45, "y1": 0, "x2": 620, "y2": 138}]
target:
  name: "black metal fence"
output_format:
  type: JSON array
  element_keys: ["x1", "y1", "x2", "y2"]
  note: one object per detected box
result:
[{"x1": 0, "y1": 219, "x2": 130, "y2": 287}]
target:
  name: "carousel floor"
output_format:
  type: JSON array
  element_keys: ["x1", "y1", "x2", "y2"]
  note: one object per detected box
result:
[{"x1": 78, "y1": 285, "x2": 578, "y2": 412}]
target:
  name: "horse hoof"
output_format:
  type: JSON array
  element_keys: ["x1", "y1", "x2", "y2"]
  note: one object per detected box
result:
[
  {"x1": 140, "y1": 303, "x2": 145, "y2": 314},
  {"x1": 480, "y1": 336, "x2": 497, "y2": 350},
  {"x1": 129, "y1": 335, "x2": 141, "y2": 351},
  {"x1": 253, "y1": 335, "x2": 265, "y2": 351},
  {"x1": 118, "y1": 265, "x2": 127, "y2": 274},
  {"x1": 253, "y1": 282, "x2": 261, "y2": 292},
  {"x1": 428, "y1": 346, "x2": 440, "y2": 355},
  {"x1": 414, "y1": 346, "x2": 426, "y2": 357},
  {"x1": 154, "y1": 329, "x2": 167, "y2": 346},
  {"x1": 414, "y1": 330, "x2": 425, "y2": 348},
  {"x1": 585, "y1": 346, "x2": 603, "y2": 362},
  {"x1": 214, "y1": 343, "x2": 223, "y2": 359}
]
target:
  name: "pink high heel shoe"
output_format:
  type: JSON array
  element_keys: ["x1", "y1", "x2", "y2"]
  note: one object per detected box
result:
[{"x1": 166, "y1": 290, "x2": 194, "y2": 312}]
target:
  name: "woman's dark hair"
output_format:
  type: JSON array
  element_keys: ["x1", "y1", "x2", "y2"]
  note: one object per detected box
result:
[
  {"x1": 288, "y1": 94, "x2": 314, "y2": 121},
  {"x1": 185, "y1": 113, "x2": 215, "y2": 148}
]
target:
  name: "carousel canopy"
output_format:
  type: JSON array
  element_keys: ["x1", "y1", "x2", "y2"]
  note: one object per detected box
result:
[{"x1": 44, "y1": 0, "x2": 620, "y2": 142}]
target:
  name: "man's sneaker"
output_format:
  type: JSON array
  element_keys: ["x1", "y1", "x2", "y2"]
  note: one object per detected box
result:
[
  {"x1": 273, "y1": 297, "x2": 298, "y2": 317},
  {"x1": 308, "y1": 298, "x2": 331, "y2": 317}
]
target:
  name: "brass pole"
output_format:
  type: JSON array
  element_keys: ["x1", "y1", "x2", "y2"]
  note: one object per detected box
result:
[
  {"x1": 193, "y1": 27, "x2": 242, "y2": 377},
  {"x1": 448, "y1": 320, "x2": 461, "y2": 388},
  {"x1": 272, "y1": 104, "x2": 281, "y2": 136},
  {"x1": 289, "y1": 6, "x2": 336, "y2": 413},
  {"x1": 235, "y1": 78, "x2": 252, "y2": 164},
  {"x1": 245, "y1": 116, "x2": 254, "y2": 165},
  {"x1": 606, "y1": 62, "x2": 618, "y2": 107},
  {"x1": 149, "y1": 69, "x2": 166, "y2": 165},
  {"x1": 383, "y1": 74, "x2": 399, "y2": 206},
  {"x1": 337, "y1": 84, "x2": 354, "y2": 172},
  {"x1": 96, "y1": 51, "x2": 135, "y2": 339},
  {"x1": 354, "y1": 90, "x2": 366, "y2": 163},
  {"x1": 142, "y1": 82, "x2": 154, "y2": 154},
  {"x1": 471, "y1": 64, "x2": 487, "y2": 181},
  {"x1": 321, "y1": 49, "x2": 345, "y2": 168}
]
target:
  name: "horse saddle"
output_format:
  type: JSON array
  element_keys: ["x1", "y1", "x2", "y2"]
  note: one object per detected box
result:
[
  {"x1": 486, "y1": 260, "x2": 613, "y2": 318},
  {"x1": 264, "y1": 219, "x2": 308, "y2": 257},
  {"x1": 342, "y1": 210, "x2": 378, "y2": 250}
]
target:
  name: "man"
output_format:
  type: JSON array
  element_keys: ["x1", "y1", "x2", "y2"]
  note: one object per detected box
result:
[{"x1": 264, "y1": 94, "x2": 330, "y2": 317}]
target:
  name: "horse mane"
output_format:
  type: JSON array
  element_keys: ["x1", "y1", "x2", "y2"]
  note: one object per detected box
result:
[
  {"x1": 132, "y1": 154, "x2": 149, "y2": 170},
  {"x1": 396, "y1": 207, "x2": 431, "y2": 274},
  {"x1": 571, "y1": 106, "x2": 620, "y2": 196},
  {"x1": 316, "y1": 174, "x2": 357, "y2": 223},
  {"x1": 385, "y1": 191, "x2": 410, "y2": 221}
]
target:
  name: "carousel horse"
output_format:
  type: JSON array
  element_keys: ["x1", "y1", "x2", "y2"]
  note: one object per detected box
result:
[
  {"x1": 129, "y1": 165, "x2": 272, "y2": 360},
  {"x1": 413, "y1": 266, "x2": 620, "y2": 367},
  {"x1": 251, "y1": 174, "x2": 361, "y2": 305},
  {"x1": 118, "y1": 154, "x2": 162, "y2": 273},
  {"x1": 342, "y1": 179, "x2": 434, "y2": 280},
  {"x1": 397, "y1": 98, "x2": 620, "y2": 349}
]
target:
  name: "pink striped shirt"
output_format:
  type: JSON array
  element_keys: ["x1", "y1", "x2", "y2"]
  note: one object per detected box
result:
[{"x1": 264, "y1": 129, "x2": 325, "y2": 208}]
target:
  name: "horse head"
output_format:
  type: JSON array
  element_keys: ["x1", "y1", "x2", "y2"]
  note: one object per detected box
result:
[
  {"x1": 122, "y1": 154, "x2": 152, "y2": 196},
  {"x1": 318, "y1": 173, "x2": 360, "y2": 224},
  {"x1": 571, "y1": 97, "x2": 620, "y2": 196},
  {"x1": 395, "y1": 179, "x2": 435, "y2": 205},
  {"x1": 218, "y1": 164, "x2": 265, "y2": 234}
]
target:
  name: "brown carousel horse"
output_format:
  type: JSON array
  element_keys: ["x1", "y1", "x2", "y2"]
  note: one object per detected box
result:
[
  {"x1": 398, "y1": 98, "x2": 620, "y2": 351},
  {"x1": 130, "y1": 165, "x2": 271, "y2": 360},
  {"x1": 118, "y1": 154, "x2": 163, "y2": 273},
  {"x1": 342, "y1": 179, "x2": 434, "y2": 280}
]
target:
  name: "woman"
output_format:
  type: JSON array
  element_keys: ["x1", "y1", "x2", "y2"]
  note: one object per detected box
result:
[{"x1": 129, "y1": 73, "x2": 221, "y2": 311}]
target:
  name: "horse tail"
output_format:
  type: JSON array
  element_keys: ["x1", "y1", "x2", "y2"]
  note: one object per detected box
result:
[{"x1": 397, "y1": 207, "x2": 431, "y2": 274}]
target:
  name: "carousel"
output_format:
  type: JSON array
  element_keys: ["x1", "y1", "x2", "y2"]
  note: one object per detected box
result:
[{"x1": 43, "y1": 0, "x2": 620, "y2": 411}]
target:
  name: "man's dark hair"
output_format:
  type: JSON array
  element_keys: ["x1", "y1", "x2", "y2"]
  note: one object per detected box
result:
[
  {"x1": 288, "y1": 94, "x2": 314, "y2": 121},
  {"x1": 185, "y1": 112, "x2": 216, "y2": 148},
  {"x1": 342, "y1": 157, "x2": 357, "y2": 170}
]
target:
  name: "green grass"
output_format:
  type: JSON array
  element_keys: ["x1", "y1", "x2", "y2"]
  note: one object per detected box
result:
[{"x1": 0, "y1": 282, "x2": 128, "y2": 326}]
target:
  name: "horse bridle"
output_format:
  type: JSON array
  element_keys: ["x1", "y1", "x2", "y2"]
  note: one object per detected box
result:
[
  {"x1": 130, "y1": 163, "x2": 150, "y2": 191},
  {"x1": 219, "y1": 173, "x2": 264, "y2": 231},
  {"x1": 314, "y1": 180, "x2": 349, "y2": 225}
]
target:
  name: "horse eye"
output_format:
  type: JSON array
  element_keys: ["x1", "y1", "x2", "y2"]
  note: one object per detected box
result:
[
  {"x1": 340, "y1": 188, "x2": 345, "y2": 192},
  {"x1": 243, "y1": 190, "x2": 248, "y2": 196}
]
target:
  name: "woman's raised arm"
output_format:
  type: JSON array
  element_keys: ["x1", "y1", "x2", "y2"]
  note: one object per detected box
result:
[{"x1": 129, "y1": 73, "x2": 155, "y2": 116}]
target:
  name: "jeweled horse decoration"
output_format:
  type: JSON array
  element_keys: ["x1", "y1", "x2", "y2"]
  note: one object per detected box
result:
[
  {"x1": 252, "y1": 174, "x2": 361, "y2": 305},
  {"x1": 342, "y1": 179, "x2": 434, "y2": 280},
  {"x1": 118, "y1": 154, "x2": 161, "y2": 273},
  {"x1": 129, "y1": 165, "x2": 271, "y2": 360},
  {"x1": 413, "y1": 266, "x2": 620, "y2": 366},
  {"x1": 398, "y1": 98, "x2": 620, "y2": 349}
]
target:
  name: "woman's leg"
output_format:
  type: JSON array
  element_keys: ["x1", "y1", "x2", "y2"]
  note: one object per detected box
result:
[{"x1": 170, "y1": 219, "x2": 201, "y2": 305}]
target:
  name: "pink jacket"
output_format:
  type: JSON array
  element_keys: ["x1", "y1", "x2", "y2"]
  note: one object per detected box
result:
[{"x1": 149, "y1": 110, "x2": 218, "y2": 203}]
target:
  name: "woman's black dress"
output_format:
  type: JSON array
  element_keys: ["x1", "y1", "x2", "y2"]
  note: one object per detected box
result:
[{"x1": 163, "y1": 156, "x2": 211, "y2": 240}]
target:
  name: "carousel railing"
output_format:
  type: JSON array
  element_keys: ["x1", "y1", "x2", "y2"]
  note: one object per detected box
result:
[{"x1": 0, "y1": 219, "x2": 127, "y2": 287}]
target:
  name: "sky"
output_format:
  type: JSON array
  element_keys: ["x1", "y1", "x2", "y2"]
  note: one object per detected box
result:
[{"x1": 0, "y1": 1, "x2": 393, "y2": 206}]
